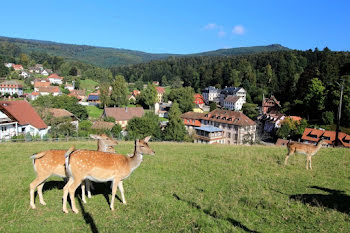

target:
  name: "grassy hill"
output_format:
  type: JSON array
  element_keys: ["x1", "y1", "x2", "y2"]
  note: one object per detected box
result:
[
  {"x1": 0, "y1": 36, "x2": 289, "y2": 67},
  {"x1": 1, "y1": 141, "x2": 348, "y2": 232}
]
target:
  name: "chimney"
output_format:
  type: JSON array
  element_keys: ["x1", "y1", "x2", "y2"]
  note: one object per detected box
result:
[{"x1": 125, "y1": 107, "x2": 128, "y2": 112}]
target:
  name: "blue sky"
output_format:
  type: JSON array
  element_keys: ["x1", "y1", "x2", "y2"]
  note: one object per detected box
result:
[{"x1": 0, "y1": 0, "x2": 349, "y2": 54}]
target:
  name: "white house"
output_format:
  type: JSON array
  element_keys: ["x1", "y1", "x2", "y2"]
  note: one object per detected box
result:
[
  {"x1": 38, "y1": 86, "x2": 61, "y2": 96},
  {"x1": 202, "y1": 86, "x2": 221, "y2": 103},
  {"x1": 223, "y1": 95, "x2": 245, "y2": 111},
  {"x1": 4, "y1": 63, "x2": 13, "y2": 68},
  {"x1": 220, "y1": 87, "x2": 246, "y2": 106},
  {"x1": 41, "y1": 70, "x2": 49, "y2": 76},
  {"x1": 48, "y1": 73, "x2": 64, "y2": 85},
  {"x1": 0, "y1": 100, "x2": 49, "y2": 139},
  {"x1": 19, "y1": 71, "x2": 29, "y2": 78},
  {"x1": 0, "y1": 81, "x2": 23, "y2": 96}
]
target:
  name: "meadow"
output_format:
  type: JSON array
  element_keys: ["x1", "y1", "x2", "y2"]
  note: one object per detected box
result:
[{"x1": 0, "y1": 141, "x2": 349, "y2": 232}]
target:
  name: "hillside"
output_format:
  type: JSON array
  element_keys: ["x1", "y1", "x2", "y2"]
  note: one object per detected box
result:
[
  {"x1": 1, "y1": 141, "x2": 349, "y2": 232},
  {"x1": 0, "y1": 36, "x2": 289, "y2": 67}
]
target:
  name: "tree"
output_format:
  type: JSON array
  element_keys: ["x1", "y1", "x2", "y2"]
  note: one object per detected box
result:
[
  {"x1": 78, "y1": 120, "x2": 93, "y2": 137},
  {"x1": 135, "y1": 79, "x2": 144, "y2": 91},
  {"x1": 242, "y1": 103, "x2": 259, "y2": 119},
  {"x1": 304, "y1": 78, "x2": 326, "y2": 118},
  {"x1": 139, "y1": 83, "x2": 157, "y2": 109},
  {"x1": 19, "y1": 53, "x2": 29, "y2": 67},
  {"x1": 209, "y1": 102, "x2": 217, "y2": 111},
  {"x1": 126, "y1": 112, "x2": 161, "y2": 140},
  {"x1": 110, "y1": 75, "x2": 129, "y2": 107},
  {"x1": 322, "y1": 111, "x2": 334, "y2": 125},
  {"x1": 168, "y1": 87, "x2": 195, "y2": 113},
  {"x1": 69, "y1": 66, "x2": 78, "y2": 76},
  {"x1": 163, "y1": 102, "x2": 187, "y2": 141},
  {"x1": 111, "y1": 124, "x2": 122, "y2": 138},
  {"x1": 99, "y1": 83, "x2": 111, "y2": 107},
  {"x1": 161, "y1": 75, "x2": 168, "y2": 86}
]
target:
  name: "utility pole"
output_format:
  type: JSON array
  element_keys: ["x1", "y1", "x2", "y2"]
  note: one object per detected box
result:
[{"x1": 335, "y1": 79, "x2": 344, "y2": 147}]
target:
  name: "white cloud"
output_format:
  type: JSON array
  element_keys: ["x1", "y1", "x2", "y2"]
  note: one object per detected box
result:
[
  {"x1": 218, "y1": 30, "x2": 227, "y2": 38},
  {"x1": 232, "y1": 25, "x2": 245, "y2": 35},
  {"x1": 203, "y1": 23, "x2": 218, "y2": 30}
]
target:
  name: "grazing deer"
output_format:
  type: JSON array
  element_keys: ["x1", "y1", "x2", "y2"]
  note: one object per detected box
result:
[
  {"x1": 284, "y1": 140, "x2": 328, "y2": 170},
  {"x1": 29, "y1": 134, "x2": 117, "y2": 209},
  {"x1": 62, "y1": 136, "x2": 155, "y2": 214}
]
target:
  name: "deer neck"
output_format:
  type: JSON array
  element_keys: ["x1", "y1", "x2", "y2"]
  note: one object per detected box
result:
[
  {"x1": 128, "y1": 145, "x2": 143, "y2": 172},
  {"x1": 315, "y1": 142, "x2": 323, "y2": 152}
]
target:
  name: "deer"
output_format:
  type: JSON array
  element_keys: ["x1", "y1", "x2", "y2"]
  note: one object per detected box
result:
[
  {"x1": 284, "y1": 139, "x2": 328, "y2": 170},
  {"x1": 29, "y1": 134, "x2": 118, "y2": 209},
  {"x1": 62, "y1": 136, "x2": 155, "y2": 214}
]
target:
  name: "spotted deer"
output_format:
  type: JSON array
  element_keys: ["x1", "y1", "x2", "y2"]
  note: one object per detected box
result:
[
  {"x1": 29, "y1": 134, "x2": 117, "y2": 209},
  {"x1": 62, "y1": 136, "x2": 155, "y2": 214},
  {"x1": 284, "y1": 139, "x2": 328, "y2": 170}
]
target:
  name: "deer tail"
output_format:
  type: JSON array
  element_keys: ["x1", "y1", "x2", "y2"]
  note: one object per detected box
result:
[
  {"x1": 30, "y1": 151, "x2": 46, "y2": 160},
  {"x1": 65, "y1": 146, "x2": 75, "y2": 177}
]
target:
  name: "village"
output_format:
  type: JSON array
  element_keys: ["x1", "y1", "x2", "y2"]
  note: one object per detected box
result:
[{"x1": 1, "y1": 62, "x2": 349, "y2": 148}]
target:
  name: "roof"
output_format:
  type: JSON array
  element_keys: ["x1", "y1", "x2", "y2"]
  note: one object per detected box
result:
[
  {"x1": 156, "y1": 86, "x2": 165, "y2": 94},
  {"x1": 0, "y1": 100, "x2": 47, "y2": 129},
  {"x1": 34, "y1": 81, "x2": 50, "y2": 88},
  {"x1": 0, "y1": 80, "x2": 22, "y2": 87},
  {"x1": 38, "y1": 86, "x2": 60, "y2": 93},
  {"x1": 48, "y1": 73, "x2": 63, "y2": 80},
  {"x1": 181, "y1": 112, "x2": 205, "y2": 120},
  {"x1": 69, "y1": 89, "x2": 85, "y2": 96},
  {"x1": 91, "y1": 121, "x2": 115, "y2": 130},
  {"x1": 46, "y1": 108, "x2": 74, "y2": 118},
  {"x1": 87, "y1": 94, "x2": 100, "y2": 101},
  {"x1": 195, "y1": 125, "x2": 223, "y2": 133},
  {"x1": 204, "y1": 109, "x2": 256, "y2": 126},
  {"x1": 302, "y1": 128, "x2": 350, "y2": 147},
  {"x1": 12, "y1": 64, "x2": 23, "y2": 70},
  {"x1": 104, "y1": 107, "x2": 144, "y2": 121},
  {"x1": 31, "y1": 92, "x2": 39, "y2": 96},
  {"x1": 224, "y1": 95, "x2": 241, "y2": 103}
]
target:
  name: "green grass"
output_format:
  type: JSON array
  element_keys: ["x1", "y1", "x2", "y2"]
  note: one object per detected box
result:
[
  {"x1": 0, "y1": 142, "x2": 349, "y2": 232},
  {"x1": 86, "y1": 105, "x2": 103, "y2": 119},
  {"x1": 80, "y1": 79, "x2": 99, "y2": 95}
]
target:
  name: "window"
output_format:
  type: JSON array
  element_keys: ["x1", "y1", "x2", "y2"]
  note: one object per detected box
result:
[{"x1": 2, "y1": 126, "x2": 7, "y2": 131}]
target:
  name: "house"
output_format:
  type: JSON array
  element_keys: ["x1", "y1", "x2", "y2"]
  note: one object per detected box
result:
[
  {"x1": 261, "y1": 95, "x2": 281, "y2": 114},
  {"x1": 0, "y1": 81, "x2": 23, "y2": 96},
  {"x1": 223, "y1": 95, "x2": 245, "y2": 111},
  {"x1": 19, "y1": 71, "x2": 29, "y2": 78},
  {"x1": 4, "y1": 63, "x2": 13, "y2": 68},
  {"x1": 132, "y1": 90, "x2": 141, "y2": 97},
  {"x1": 69, "y1": 89, "x2": 86, "y2": 101},
  {"x1": 87, "y1": 93, "x2": 100, "y2": 106},
  {"x1": 64, "y1": 83, "x2": 75, "y2": 91},
  {"x1": 0, "y1": 104, "x2": 18, "y2": 140},
  {"x1": 220, "y1": 87, "x2": 246, "y2": 107},
  {"x1": 193, "y1": 105, "x2": 204, "y2": 113},
  {"x1": 181, "y1": 109, "x2": 256, "y2": 144},
  {"x1": 202, "y1": 86, "x2": 220, "y2": 104},
  {"x1": 12, "y1": 64, "x2": 24, "y2": 71},
  {"x1": 34, "y1": 80, "x2": 51, "y2": 91},
  {"x1": 48, "y1": 73, "x2": 64, "y2": 85},
  {"x1": 29, "y1": 92, "x2": 40, "y2": 101},
  {"x1": 128, "y1": 94, "x2": 136, "y2": 103},
  {"x1": 102, "y1": 107, "x2": 144, "y2": 129},
  {"x1": 41, "y1": 70, "x2": 49, "y2": 76},
  {"x1": 153, "y1": 81, "x2": 159, "y2": 86},
  {"x1": 194, "y1": 94, "x2": 205, "y2": 108},
  {"x1": 181, "y1": 111, "x2": 203, "y2": 135},
  {"x1": 45, "y1": 108, "x2": 79, "y2": 129},
  {"x1": 0, "y1": 100, "x2": 49, "y2": 139},
  {"x1": 156, "y1": 86, "x2": 165, "y2": 103},
  {"x1": 38, "y1": 86, "x2": 61, "y2": 96},
  {"x1": 91, "y1": 121, "x2": 115, "y2": 131},
  {"x1": 194, "y1": 125, "x2": 225, "y2": 144},
  {"x1": 154, "y1": 102, "x2": 172, "y2": 118},
  {"x1": 301, "y1": 128, "x2": 350, "y2": 148}
]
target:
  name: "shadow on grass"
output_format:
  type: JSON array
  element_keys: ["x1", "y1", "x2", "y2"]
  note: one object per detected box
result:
[
  {"x1": 290, "y1": 186, "x2": 350, "y2": 215},
  {"x1": 78, "y1": 197, "x2": 99, "y2": 233},
  {"x1": 173, "y1": 193, "x2": 260, "y2": 233},
  {"x1": 89, "y1": 182, "x2": 124, "y2": 206}
]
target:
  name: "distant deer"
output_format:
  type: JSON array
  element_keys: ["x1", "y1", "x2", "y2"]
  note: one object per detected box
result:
[
  {"x1": 284, "y1": 140, "x2": 328, "y2": 170},
  {"x1": 29, "y1": 134, "x2": 117, "y2": 209},
  {"x1": 62, "y1": 136, "x2": 155, "y2": 214}
]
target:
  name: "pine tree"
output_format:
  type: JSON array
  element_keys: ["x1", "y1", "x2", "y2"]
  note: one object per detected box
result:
[{"x1": 110, "y1": 75, "x2": 128, "y2": 107}]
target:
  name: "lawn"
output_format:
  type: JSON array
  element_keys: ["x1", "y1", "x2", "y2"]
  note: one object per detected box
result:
[
  {"x1": 80, "y1": 79, "x2": 99, "y2": 95},
  {"x1": 86, "y1": 105, "x2": 103, "y2": 119},
  {"x1": 0, "y1": 141, "x2": 349, "y2": 232}
]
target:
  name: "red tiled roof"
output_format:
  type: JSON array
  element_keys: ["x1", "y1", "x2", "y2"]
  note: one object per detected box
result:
[
  {"x1": 38, "y1": 86, "x2": 60, "y2": 93},
  {"x1": 204, "y1": 109, "x2": 256, "y2": 126},
  {"x1": 194, "y1": 94, "x2": 204, "y2": 104},
  {"x1": 34, "y1": 81, "x2": 50, "y2": 88},
  {"x1": 91, "y1": 121, "x2": 115, "y2": 130},
  {"x1": 132, "y1": 90, "x2": 141, "y2": 96},
  {"x1": 104, "y1": 107, "x2": 144, "y2": 121},
  {"x1": 48, "y1": 73, "x2": 63, "y2": 80},
  {"x1": 156, "y1": 86, "x2": 165, "y2": 94},
  {"x1": 46, "y1": 108, "x2": 74, "y2": 118},
  {"x1": 181, "y1": 112, "x2": 205, "y2": 120},
  {"x1": 0, "y1": 100, "x2": 47, "y2": 129},
  {"x1": 12, "y1": 64, "x2": 23, "y2": 70},
  {"x1": 302, "y1": 128, "x2": 350, "y2": 147},
  {"x1": 31, "y1": 92, "x2": 39, "y2": 96}
]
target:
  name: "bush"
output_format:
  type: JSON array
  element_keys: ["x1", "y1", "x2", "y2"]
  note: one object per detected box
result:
[{"x1": 322, "y1": 111, "x2": 334, "y2": 125}]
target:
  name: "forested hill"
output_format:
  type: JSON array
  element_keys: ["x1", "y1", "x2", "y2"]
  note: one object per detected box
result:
[{"x1": 0, "y1": 36, "x2": 289, "y2": 67}]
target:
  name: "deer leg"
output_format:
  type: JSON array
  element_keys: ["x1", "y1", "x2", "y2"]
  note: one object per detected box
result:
[
  {"x1": 62, "y1": 177, "x2": 74, "y2": 213},
  {"x1": 68, "y1": 178, "x2": 83, "y2": 214},
  {"x1": 81, "y1": 181, "x2": 87, "y2": 204},
  {"x1": 306, "y1": 157, "x2": 309, "y2": 170},
  {"x1": 309, "y1": 156, "x2": 313, "y2": 170},
  {"x1": 284, "y1": 155, "x2": 290, "y2": 165},
  {"x1": 110, "y1": 179, "x2": 121, "y2": 211},
  {"x1": 118, "y1": 181, "x2": 127, "y2": 205},
  {"x1": 86, "y1": 180, "x2": 93, "y2": 198},
  {"x1": 37, "y1": 183, "x2": 46, "y2": 206},
  {"x1": 30, "y1": 175, "x2": 49, "y2": 209}
]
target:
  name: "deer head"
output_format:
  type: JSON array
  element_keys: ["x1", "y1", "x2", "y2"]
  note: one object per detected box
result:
[
  {"x1": 90, "y1": 134, "x2": 118, "y2": 152},
  {"x1": 136, "y1": 136, "x2": 155, "y2": 155}
]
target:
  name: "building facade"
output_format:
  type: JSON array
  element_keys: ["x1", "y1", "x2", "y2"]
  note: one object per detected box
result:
[
  {"x1": 202, "y1": 86, "x2": 221, "y2": 103},
  {"x1": 0, "y1": 81, "x2": 23, "y2": 96}
]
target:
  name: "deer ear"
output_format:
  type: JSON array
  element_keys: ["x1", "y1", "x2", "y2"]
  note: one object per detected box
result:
[
  {"x1": 144, "y1": 136, "x2": 151, "y2": 143},
  {"x1": 90, "y1": 134, "x2": 100, "y2": 140}
]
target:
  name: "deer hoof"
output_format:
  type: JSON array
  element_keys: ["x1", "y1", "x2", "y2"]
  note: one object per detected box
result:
[
  {"x1": 30, "y1": 204, "x2": 36, "y2": 209},
  {"x1": 63, "y1": 209, "x2": 68, "y2": 214},
  {"x1": 72, "y1": 209, "x2": 79, "y2": 214},
  {"x1": 40, "y1": 201, "x2": 47, "y2": 206}
]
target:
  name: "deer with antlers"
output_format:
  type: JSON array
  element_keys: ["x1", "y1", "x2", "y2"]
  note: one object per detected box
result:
[
  {"x1": 284, "y1": 139, "x2": 328, "y2": 170},
  {"x1": 29, "y1": 134, "x2": 118, "y2": 209},
  {"x1": 62, "y1": 136, "x2": 155, "y2": 214}
]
